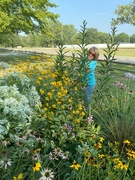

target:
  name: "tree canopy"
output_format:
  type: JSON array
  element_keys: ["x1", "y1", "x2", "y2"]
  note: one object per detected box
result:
[
  {"x1": 112, "y1": 0, "x2": 135, "y2": 26},
  {"x1": 0, "y1": 0, "x2": 59, "y2": 34}
]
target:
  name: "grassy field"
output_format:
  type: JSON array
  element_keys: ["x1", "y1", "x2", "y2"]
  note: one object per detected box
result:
[
  {"x1": 0, "y1": 48, "x2": 135, "y2": 77},
  {"x1": 1, "y1": 47, "x2": 135, "y2": 57},
  {"x1": 99, "y1": 48, "x2": 135, "y2": 57}
]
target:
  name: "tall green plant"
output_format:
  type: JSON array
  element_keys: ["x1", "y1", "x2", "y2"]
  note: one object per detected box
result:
[
  {"x1": 92, "y1": 27, "x2": 119, "y2": 103},
  {"x1": 94, "y1": 82, "x2": 135, "y2": 148},
  {"x1": 53, "y1": 45, "x2": 68, "y2": 77},
  {"x1": 76, "y1": 20, "x2": 89, "y2": 58},
  {"x1": 54, "y1": 21, "x2": 91, "y2": 108},
  {"x1": 66, "y1": 20, "x2": 89, "y2": 82}
]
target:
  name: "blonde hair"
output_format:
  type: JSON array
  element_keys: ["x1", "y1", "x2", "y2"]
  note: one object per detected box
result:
[{"x1": 88, "y1": 47, "x2": 99, "y2": 60}]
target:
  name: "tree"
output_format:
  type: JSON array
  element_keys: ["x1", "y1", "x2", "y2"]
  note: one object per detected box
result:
[
  {"x1": 62, "y1": 24, "x2": 78, "y2": 45},
  {"x1": 112, "y1": 0, "x2": 135, "y2": 26},
  {"x1": 0, "y1": 0, "x2": 59, "y2": 34},
  {"x1": 85, "y1": 28, "x2": 100, "y2": 44},
  {"x1": 0, "y1": 33, "x2": 21, "y2": 47},
  {"x1": 98, "y1": 32, "x2": 110, "y2": 44},
  {"x1": 114, "y1": 33, "x2": 130, "y2": 43},
  {"x1": 130, "y1": 34, "x2": 135, "y2": 43}
]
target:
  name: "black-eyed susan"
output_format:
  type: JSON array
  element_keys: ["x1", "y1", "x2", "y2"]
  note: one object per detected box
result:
[
  {"x1": 123, "y1": 140, "x2": 130, "y2": 145},
  {"x1": 33, "y1": 162, "x2": 41, "y2": 172},
  {"x1": 70, "y1": 160, "x2": 81, "y2": 170}
]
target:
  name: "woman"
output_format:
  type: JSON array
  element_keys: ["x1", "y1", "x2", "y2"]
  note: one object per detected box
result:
[{"x1": 84, "y1": 46, "x2": 99, "y2": 102}]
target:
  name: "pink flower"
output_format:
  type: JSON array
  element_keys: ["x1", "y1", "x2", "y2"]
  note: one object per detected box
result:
[{"x1": 88, "y1": 115, "x2": 93, "y2": 124}]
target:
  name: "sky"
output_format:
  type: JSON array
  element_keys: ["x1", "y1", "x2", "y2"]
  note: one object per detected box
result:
[{"x1": 51, "y1": 0, "x2": 135, "y2": 36}]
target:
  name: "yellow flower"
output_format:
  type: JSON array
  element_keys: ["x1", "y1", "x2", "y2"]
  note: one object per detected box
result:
[
  {"x1": 40, "y1": 89, "x2": 44, "y2": 95},
  {"x1": 64, "y1": 89, "x2": 68, "y2": 94},
  {"x1": 68, "y1": 115, "x2": 71, "y2": 119},
  {"x1": 81, "y1": 112, "x2": 85, "y2": 116},
  {"x1": 33, "y1": 148, "x2": 41, "y2": 154},
  {"x1": 72, "y1": 110, "x2": 76, "y2": 114},
  {"x1": 64, "y1": 70, "x2": 68, "y2": 74},
  {"x1": 114, "y1": 160, "x2": 128, "y2": 170},
  {"x1": 94, "y1": 142, "x2": 102, "y2": 149},
  {"x1": 84, "y1": 157, "x2": 96, "y2": 166},
  {"x1": 51, "y1": 89, "x2": 55, "y2": 92},
  {"x1": 84, "y1": 150, "x2": 90, "y2": 157},
  {"x1": 51, "y1": 81, "x2": 57, "y2": 87},
  {"x1": 112, "y1": 158, "x2": 120, "y2": 163},
  {"x1": 68, "y1": 98, "x2": 72, "y2": 103},
  {"x1": 44, "y1": 107, "x2": 48, "y2": 111},
  {"x1": 75, "y1": 110, "x2": 79, "y2": 114},
  {"x1": 70, "y1": 160, "x2": 81, "y2": 170},
  {"x1": 52, "y1": 104, "x2": 56, "y2": 108},
  {"x1": 36, "y1": 80, "x2": 40, "y2": 84},
  {"x1": 78, "y1": 104, "x2": 83, "y2": 110},
  {"x1": 13, "y1": 173, "x2": 23, "y2": 180},
  {"x1": 57, "y1": 92, "x2": 62, "y2": 98},
  {"x1": 30, "y1": 56, "x2": 35, "y2": 59},
  {"x1": 51, "y1": 73, "x2": 57, "y2": 78},
  {"x1": 114, "y1": 141, "x2": 119, "y2": 145},
  {"x1": 38, "y1": 77, "x2": 42, "y2": 80},
  {"x1": 123, "y1": 140, "x2": 130, "y2": 144},
  {"x1": 98, "y1": 154, "x2": 105, "y2": 158},
  {"x1": 57, "y1": 81, "x2": 62, "y2": 87},
  {"x1": 47, "y1": 92, "x2": 52, "y2": 98},
  {"x1": 93, "y1": 164, "x2": 100, "y2": 168},
  {"x1": 33, "y1": 162, "x2": 41, "y2": 171},
  {"x1": 62, "y1": 105, "x2": 65, "y2": 109},
  {"x1": 99, "y1": 137, "x2": 104, "y2": 143},
  {"x1": 18, "y1": 173, "x2": 23, "y2": 180},
  {"x1": 74, "y1": 119, "x2": 80, "y2": 123},
  {"x1": 126, "y1": 148, "x2": 135, "y2": 159},
  {"x1": 45, "y1": 97, "x2": 49, "y2": 101}
]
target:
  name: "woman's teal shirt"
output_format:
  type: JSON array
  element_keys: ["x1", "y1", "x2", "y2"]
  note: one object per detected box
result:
[{"x1": 86, "y1": 60, "x2": 97, "y2": 86}]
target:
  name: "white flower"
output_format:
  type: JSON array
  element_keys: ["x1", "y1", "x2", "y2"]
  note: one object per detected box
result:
[
  {"x1": 48, "y1": 152, "x2": 58, "y2": 160},
  {"x1": 0, "y1": 158, "x2": 12, "y2": 169},
  {"x1": 39, "y1": 169, "x2": 54, "y2": 180}
]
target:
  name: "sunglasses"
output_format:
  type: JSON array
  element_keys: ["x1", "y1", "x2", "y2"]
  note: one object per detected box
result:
[{"x1": 89, "y1": 52, "x2": 95, "y2": 57}]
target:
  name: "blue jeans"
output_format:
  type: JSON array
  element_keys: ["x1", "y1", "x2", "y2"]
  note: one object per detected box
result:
[{"x1": 85, "y1": 85, "x2": 95, "y2": 102}]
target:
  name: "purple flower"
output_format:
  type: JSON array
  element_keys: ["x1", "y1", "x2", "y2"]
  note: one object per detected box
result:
[{"x1": 64, "y1": 123, "x2": 72, "y2": 132}]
